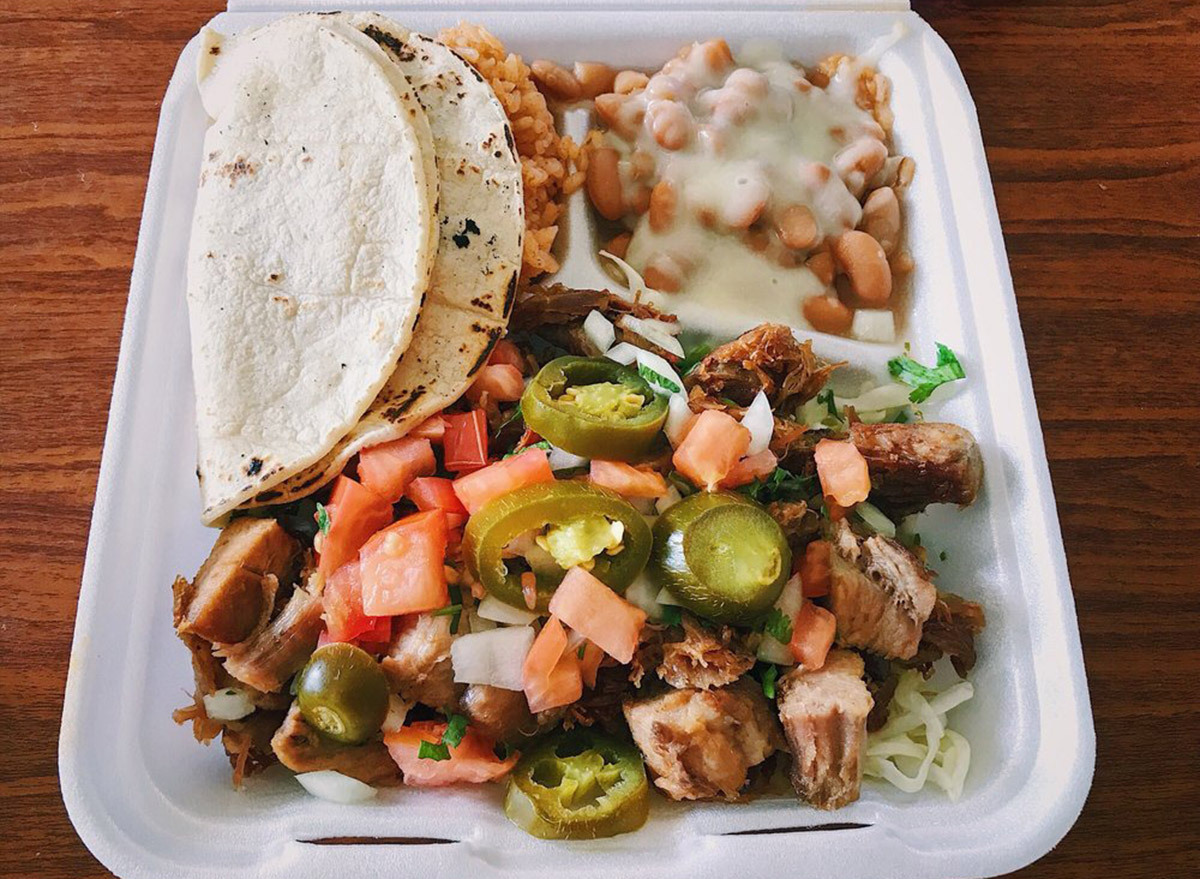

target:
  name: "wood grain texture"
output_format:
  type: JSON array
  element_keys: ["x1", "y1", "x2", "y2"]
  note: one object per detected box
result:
[{"x1": 0, "y1": 1, "x2": 1197, "y2": 876}]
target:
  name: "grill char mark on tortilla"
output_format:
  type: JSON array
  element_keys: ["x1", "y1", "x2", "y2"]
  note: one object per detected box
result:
[{"x1": 469, "y1": 325, "x2": 504, "y2": 374}]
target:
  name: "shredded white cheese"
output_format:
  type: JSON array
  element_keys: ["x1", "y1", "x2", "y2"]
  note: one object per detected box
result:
[{"x1": 864, "y1": 669, "x2": 974, "y2": 801}]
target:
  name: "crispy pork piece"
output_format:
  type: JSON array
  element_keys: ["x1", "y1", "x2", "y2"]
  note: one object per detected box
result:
[
  {"x1": 766, "y1": 500, "x2": 821, "y2": 547},
  {"x1": 381, "y1": 612, "x2": 459, "y2": 710},
  {"x1": 218, "y1": 579, "x2": 324, "y2": 692},
  {"x1": 461, "y1": 684, "x2": 538, "y2": 742},
  {"x1": 623, "y1": 679, "x2": 782, "y2": 801},
  {"x1": 657, "y1": 614, "x2": 756, "y2": 690},
  {"x1": 271, "y1": 703, "x2": 402, "y2": 786},
  {"x1": 777, "y1": 649, "x2": 873, "y2": 810},
  {"x1": 509, "y1": 282, "x2": 674, "y2": 330},
  {"x1": 827, "y1": 519, "x2": 937, "y2": 660},
  {"x1": 897, "y1": 592, "x2": 987, "y2": 678},
  {"x1": 687, "y1": 323, "x2": 839, "y2": 409},
  {"x1": 849, "y1": 421, "x2": 983, "y2": 517},
  {"x1": 175, "y1": 517, "x2": 300, "y2": 644}
]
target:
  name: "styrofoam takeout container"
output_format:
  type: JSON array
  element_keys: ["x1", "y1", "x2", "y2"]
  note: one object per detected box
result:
[{"x1": 59, "y1": 1, "x2": 1094, "y2": 877}]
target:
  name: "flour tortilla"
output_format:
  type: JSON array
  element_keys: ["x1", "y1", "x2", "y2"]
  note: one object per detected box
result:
[
  {"x1": 188, "y1": 16, "x2": 438, "y2": 523},
  {"x1": 244, "y1": 15, "x2": 525, "y2": 508}
]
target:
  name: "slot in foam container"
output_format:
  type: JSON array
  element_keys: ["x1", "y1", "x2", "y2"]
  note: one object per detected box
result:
[{"x1": 60, "y1": 2, "x2": 1094, "y2": 877}]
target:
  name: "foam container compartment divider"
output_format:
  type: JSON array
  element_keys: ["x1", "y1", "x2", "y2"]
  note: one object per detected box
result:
[{"x1": 60, "y1": 2, "x2": 1094, "y2": 877}]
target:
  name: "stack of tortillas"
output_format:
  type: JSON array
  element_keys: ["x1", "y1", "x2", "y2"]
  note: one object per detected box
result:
[{"x1": 187, "y1": 13, "x2": 523, "y2": 524}]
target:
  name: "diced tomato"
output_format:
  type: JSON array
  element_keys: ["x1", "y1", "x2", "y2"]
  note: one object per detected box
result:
[
  {"x1": 514, "y1": 427, "x2": 543, "y2": 452},
  {"x1": 443, "y1": 410, "x2": 489, "y2": 473},
  {"x1": 317, "y1": 476, "x2": 393, "y2": 580},
  {"x1": 589, "y1": 460, "x2": 668, "y2": 498},
  {"x1": 789, "y1": 600, "x2": 837, "y2": 669},
  {"x1": 357, "y1": 614, "x2": 393, "y2": 648},
  {"x1": 799, "y1": 540, "x2": 833, "y2": 598},
  {"x1": 547, "y1": 567, "x2": 647, "y2": 664},
  {"x1": 488, "y1": 338, "x2": 526, "y2": 370},
  {"x1": 385, "y1": 720, "x2": 518, "y2": 786},
  {"x1": 359, "y1": 510, "x2": 449, "y2": 616},
  {"x1": 718, "y1": 449, "x2": 779, "y2": 489},
  {"x1": 411, "y1": 415, "x2": 447, "y2": 443},
  {"x1": 672, "y1": 409, "x2": 751, "y2": 490},
  {"x1": 323, "y1": 561, "x2": 383, "y2": 642},
  {"x1": 406, "y1": 476, "x2": 468, "y2": 529},
  {"x1": 466, "y1": 364, "x2": 525, "y2": 405},
  {"x1": 452, "y1": 447, "x2": 554, "y2": 515},
  {"x1": 814, "y1": 439, "x2": 871, "y2": 506},
  {"x1": 522, "y1": 616, "x2": 583, "y2": 713},
  {"x1": 357, "y1": 437, "x2": 436, "y2": 504}
]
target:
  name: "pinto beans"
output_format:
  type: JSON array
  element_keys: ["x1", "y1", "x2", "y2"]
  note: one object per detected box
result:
[
  {"x1": 574, "y1": 62, "x2": 617, "y2": 99},
  {"x1": 587, "y1": 147, "x2": 625, "y2": 221},
  {"x1": 806, "y1": 250, "x2": 836, "y2": 285},
  {"x1": 776, "y1": 204, "x2": 819, "y2": 250},
  {"x1": 803, "y1": 295, "x2": 854, "y2": 335},
  {"x1": 614, "y1": 70, "x2": 651, "y2": 95},
  {"x1": 606, "y1": 232, "x2": 632, "y2": 260},
  {"x1": 531, "y1": 60, "x2": 582, "y2": 101},
  {"x1": 643, "y1": 254, "x2": 687, "y2": 293},
  {"x1": 832, "y1": 231, "x2": 892, "y2": 306},
  {"x1": 647, "y1": 100, "x2": 692, "y2": 150},
  {"x1": 833, "y1": 137, "x2": 888, "y2": 197},
  {"x1": 594, "y1": 92, "x2": 624, "y2": 127},
  {"x1": 628, "y1": 184, "x2": 652, "y2": 215},
  {"x1": 860, "y1": 186, "x2": 901, "y2": 254},
  {"x1": 649, "y1": 180, "x2": 677, "y2": 233},
  {"x1": 696, "y1": 39, "x2": 734, "y2": 73}
]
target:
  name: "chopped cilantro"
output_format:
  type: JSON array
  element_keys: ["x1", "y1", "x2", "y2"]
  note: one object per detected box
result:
[
  {"x1": 939, "y1": 550, "x2": 949, "y2": 562},
  {"x1": 418, "y1": 740, "x2": 450, "y2": 761},
  {"x1": 892, "y1": 409, "x2": 910, "y2": 424},
  {"x1": 503, "y1": 439, "x2": 551, "y2": 459},
  {"x1": 817, "y1": 388, "x2": 839, "y2": 419},
  {"x1": 443, "y1": 713, "x2": 469, "y2": 748},
  {"x1": 577, "y1": 643, "x2": 587, "y2": 659},
  {"x1": 763, "y1": 608, "x2": 793, "y2": 644},
  {"x1": 314, "y1": 502, "x2": 331, "y2": 536},
  {"x1": 660, "y1": 605, "x2": 683, "y2": 626},
  {"x1": 431, "y1": 603, "x2": 463, "y2": 618},
  {"x1": 887, "y1": 343, "x2": 966, "y2": 403},
  {"x1": 761, "y1": 664, "x2": 779, "y2": 699},
  {"x1": 637, "y1": 363, "x2": 681, "y2": 394},
  {"x1": 741, "y1": 466, "x2": 813, "y2": 504}
]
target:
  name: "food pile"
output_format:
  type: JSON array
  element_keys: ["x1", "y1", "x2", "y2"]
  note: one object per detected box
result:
[
  {"x1": 559, "y1": 38, "x2": 914, "y2": 340},
  {"x1": 174, "y1": 13, "x2": 987, "y2": 840}
]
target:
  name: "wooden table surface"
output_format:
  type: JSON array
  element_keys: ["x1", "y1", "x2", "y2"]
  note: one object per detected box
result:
[{"x1": 2, "y1": 1, "x2": 1197, "y2": 876}]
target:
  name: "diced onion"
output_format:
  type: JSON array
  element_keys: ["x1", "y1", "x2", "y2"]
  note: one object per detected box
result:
[
  {"x1": 655, "y1": 587, "x2": 685, "y2": 606},
  {"x1": 547, "y1": 444, "x2": 588, "y2": 471},
  {"x1": 850, "y1": 309, "x2": 896, "y2": 343},
  {"x1": 202, "y1": 687, "x2": 255, "y2": 721},
  {"x1": 664, "y1": 393, "x2": 694, "y2": 446},
  {"x1": 854, "y1": 500, "x2": 896, "y2": 538},
  {"x1": 583, "y1": 310, "x2": 616, "y2": 353},
  {"x1": 655, "y1": 483, "x2": 683, "y2": 515},
  {"x1": 296, "y1": 770, "x2": 378, "y2": 804},
  {"x1": 635, "y1": 349, "x2": 684, "y2": 397},
  {"x1": 451, "y1": 625, "x2": 536, "y2": 690},
  {"x1": 604, "y1": 342, "x2": 640, "y2": 365},
  {"x1": 864, "y1": 669, "x2": 975, "y2": 801},
  {"x1": 838, "y1": 383, "x2": 913, "y2": 414},
  {"x1": 381, "y1": 694, "x2": 411, "y2": 734},
  {"x1": 598, "y1": 250, "x2": 648, "y2": 300},
  {"x1": 477, "y1": 594, "x2": 541, "y2": 626},
  {"x1": 624, "y1": 572, "x2": 665, "y2": 619},
  {"x1": 617, "y1": 315, "x2": 685, "y2": 358},
  {"x1": 757, "y1": 575, "x2": 802, "y2": 666},
  {"x1": 741, "y1": 391, "x2": 774, "y2": 455}
]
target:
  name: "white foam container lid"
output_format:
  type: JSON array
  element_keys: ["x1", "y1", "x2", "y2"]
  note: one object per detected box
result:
[{"x1": 59, "y1": 2, "x2": 1095, "y2": 877}]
